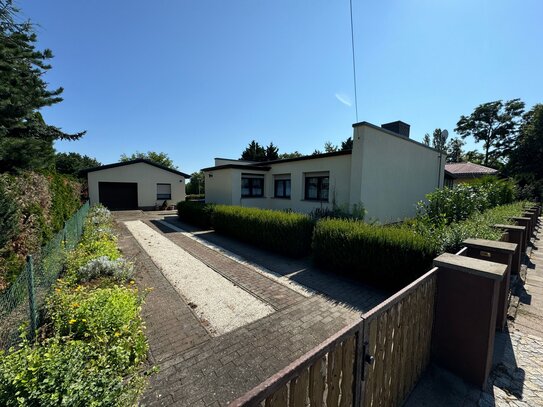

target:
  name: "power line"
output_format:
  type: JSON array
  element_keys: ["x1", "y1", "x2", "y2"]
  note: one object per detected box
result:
[{"x1": 349, "y1": 0, "x2": 359, "y2": 122}]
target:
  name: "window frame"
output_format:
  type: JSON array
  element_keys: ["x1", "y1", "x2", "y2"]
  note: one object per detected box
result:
[
  {"x1": 241, "y1": 175, "x2": 264, "y2": 198},
  {"x1": 274, "y1": 178, "x2": 291, "y2": 199},
  {"x1": 157, "y1": 183, "x2": 172, "y2": 200},
  {"x1": 304, "y1": 175, "x2": 329, "y2": 202}
]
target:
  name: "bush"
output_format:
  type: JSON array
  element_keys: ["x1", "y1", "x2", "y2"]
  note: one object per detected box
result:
[
  {"x1": 65, "y1": 204, "x2": 121, "y2": 282},
  {"x1": 417, "y1": 177, "x2": 516, "y2": 226},
  {"x1": 77, "y1": 257, "x2": 134, "y2": 283},
  {"x1": 185, "y1": 194, "x2": 205, "y2": 201},
  {"x1": 49, "y1": 173, "x2": 81, "y2": 233},
  {"x1": 46, "y1": 284, "x2": 146, "y2": 361},
  {"x1": 212, "y1": 205, "x2": 314, "y2": 257},
  {"x1": 1, "y1": 283, "x2": 147, "y2": 406},
  {"x1": 312, "y1": 219, "x2": 437, "y2": 291},
  {"x1": 0, "y1": 184, "x2": 18, "y2": 249},
  {"x1": 405, "y1": 201, "x2": 529, "y2": 254},
  {"x1": 177, "y1": 201, "x2": 215, "y2": 228},
  {"x1": 0, "y1": 336, "x2": 146, "y2": 407}
]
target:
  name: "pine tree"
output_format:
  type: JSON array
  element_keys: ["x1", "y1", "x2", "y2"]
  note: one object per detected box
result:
[{"x1": 0, "y1": 0, "x2": 85, "y2": 172}]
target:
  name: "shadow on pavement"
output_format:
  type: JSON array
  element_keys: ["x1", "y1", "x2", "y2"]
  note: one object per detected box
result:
[{"x1": 157, "y1": 216, "x2": 386, "y2": 313}]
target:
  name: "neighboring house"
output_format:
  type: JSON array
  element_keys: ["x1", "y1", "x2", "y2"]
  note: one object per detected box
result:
[
  {"x1": 202, "y1": 121, "x2": 445, "y2": 223},
  {"x1": 84, "y1": 159, "x2": 190, "y2": 210},
  {"x1": 444, "y1": 162, "x2": 498, "y2": 187}
]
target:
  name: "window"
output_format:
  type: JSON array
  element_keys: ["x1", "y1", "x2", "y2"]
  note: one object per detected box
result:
[
  {"x1": 241, "y1": 175, "x2": 264, "y2": 197},
  {"x1": 304, "y1": 175, "x2": 329, "y2": 201},
  {"x1": 157, "y1": 183, "x2": 171, "y2": 200},
  {"x1": 274, "y1": 177, "x2": 291, "y2": 199}
]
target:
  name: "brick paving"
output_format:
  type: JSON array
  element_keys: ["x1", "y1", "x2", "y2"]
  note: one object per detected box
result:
[{"x1": 113, "y1": 211, "x2": 386, "y2": 406}]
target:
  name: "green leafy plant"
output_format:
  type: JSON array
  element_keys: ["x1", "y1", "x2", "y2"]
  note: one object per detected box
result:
[
  {"x1": 416, "y1": 178, "x2": 516, "y2": 226},
  {"x1": 0, "y1": 184, "x2": 18, "y2": 249},
  {"x1": 312, "y1": 219, "x2": 437, "y2": 291},
  {"x1": 177, "y1": 201, "x2": 215, "y2": 228},
  {"x1": 0, "y1": 332, "x2": 146, "y2": 406},
  {"x1": 212, "y1": 205, "x2": 314, "y2": 257}
]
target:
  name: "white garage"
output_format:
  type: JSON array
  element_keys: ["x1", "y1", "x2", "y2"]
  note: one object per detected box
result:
[{"x1": 85, "y1": 159, "x2": 190, "y2": 210}]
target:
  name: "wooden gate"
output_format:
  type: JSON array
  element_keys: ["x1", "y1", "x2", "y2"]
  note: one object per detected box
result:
[
  {"x1": 229, "y1": 268, "x2": 437, "y2": 407},
  {"x1": 360, "y1": 268, "x2": 437, "y2": 407}
]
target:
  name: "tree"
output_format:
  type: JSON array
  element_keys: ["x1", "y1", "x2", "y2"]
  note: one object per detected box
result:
[
  {"x1": 120, "y1": 151, "x2": 177, "y2": 169},
  {"x1": 507, "y1": 104, "x2": 543, "y2": 198},
  {"x1": 185, "y1": 171, "x2": 205, "y2": 195},
  {"x1": 324, "y1": 141, "x2": 338, "y2": 153},
  {"x1": 341, "y1": 137, "x2": 353, "y2": 150},
  {"x1": 241, "y1": 140, "x2": 266, "y2": 161},
  {"x1": 279, "y1": 151, "x2": 303, "y2": 159},
  {"x1": 55, "y1": 152, "x2": 101, "y2": 178},
  {"x1": 455, "y1": 99, "x2": 525, "y2": 166},
  {"x1": 0, "y1": 1, "x2": 85, "y2": 172},
  {"x1": 265, "y1": 142, "x2": 279, "y2": 161},
  {"x1": 241, "y1": 141, "x2": 280, "y2": 161},
  {"x1": 422, "y1": 134, "x2": 430, "y2": 146},
  {"x1": 446, "y1": 137, "x2": 465, "y2": 163},
  {"x1": 432, "y1": 128, "x2": 448, "y2": 152},
  {"x1": 462, "y1": 150, "x2": 485, "y2": 164}
]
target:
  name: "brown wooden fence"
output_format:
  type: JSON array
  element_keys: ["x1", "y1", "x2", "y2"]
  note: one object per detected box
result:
[
  {"x1": 229, "y1": 268, "x2": 438, "y2": 407},
  {"x1": 360, "y1": 268, "x2": 437, "y2": 407}
]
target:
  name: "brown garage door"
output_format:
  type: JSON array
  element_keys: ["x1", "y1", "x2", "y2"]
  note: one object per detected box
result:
[{"x1": 98, "y1": 182, "x2": 138, "y2": 210}]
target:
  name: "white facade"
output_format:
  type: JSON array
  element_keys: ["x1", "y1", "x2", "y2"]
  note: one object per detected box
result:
[
  {"x1": 203, "y1": 122, "x2": 445, "y2": 223},
  {"x1": 87, "y1": 160, "x2": 187, "y2": 210}
]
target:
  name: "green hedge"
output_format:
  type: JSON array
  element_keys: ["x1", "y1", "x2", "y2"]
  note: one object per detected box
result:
[
  {"x1": 212, "y1": 205, "x2": 314, "y2": 257},
  {"x1": 177, "y1": 201, "x2": 215, "y2": 228},
  {"x1": 312, "y1": 219, "x2": 437, "y2": 291},
  {"x1": 185, "y1": 194, "x2": 205, "y2": 201}
]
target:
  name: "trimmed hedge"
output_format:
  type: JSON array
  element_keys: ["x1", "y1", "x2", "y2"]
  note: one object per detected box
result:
[
  {"x1": 212, "y1": 205, "x2": 314, "y2": 257},
  {"x1": 312, "y1": 219, "x2": 437, "y2": 291},
  {"x1": 177, "y1": 201, "x2": 215, "y2": 228},
  {"x1": 185, "y1": 194, "x2": 205, "y2": 201}
]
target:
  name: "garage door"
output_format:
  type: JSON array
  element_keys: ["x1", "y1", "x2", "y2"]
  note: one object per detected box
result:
[{"x1": 98, "y1": 182, "x2": 138, "y2": 210}]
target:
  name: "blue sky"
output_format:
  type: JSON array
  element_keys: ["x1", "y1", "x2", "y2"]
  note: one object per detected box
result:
[{"x1": 19, "y1": 0, "x2": 543, "y2": 174}]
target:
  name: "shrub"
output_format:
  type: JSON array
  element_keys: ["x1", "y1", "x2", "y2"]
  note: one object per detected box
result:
[
  {"x1": 312, "y1": 219, "x2": 437, "y2": 291},
  {"x1": 406, "y1": 201, "x2": 529, "y2": 254},
  {"x1": 212, "y1": 205, "x2": 314, "y2": 257},
  {"x1": 0, "y1": 336, "x2": 146, "y2": 407},
  {"x1": 65, "y1": 204, "x2": 120, "y2": 281},
  {"x1": 177, "y1": 201, "x2": 215, "y2": 228},
  {"x1": 77, "y1": 256, "x2": 134, "y2": 282},
  {"x1": 309, "y1": 202, "x2": 366, "y2": 221},
  {"x1": 185, "y1": 194, "x2": 205, "y2": 201},
  {"x1": 46, "y1": 284, "x2": 147, "y2": 361},
  {"x1": 0, "y1": 184, "x2": 18, "y2": 249},
  {"x1": 417, "y1": 178, "x2": 517, "y2": 226},
  {"x1": 49, "y1": 173, "x2": 81, "y2": 233}
]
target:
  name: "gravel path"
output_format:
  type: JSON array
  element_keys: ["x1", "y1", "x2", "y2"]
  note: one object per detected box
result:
[
  {"x1": 155, "y1": 219, "x2": 312, "y2": 297},
  {"x1": 124, "y1": 220, "x2": 274, "y2": 336}
]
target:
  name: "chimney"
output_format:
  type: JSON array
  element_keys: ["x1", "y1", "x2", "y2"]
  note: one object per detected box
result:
[{"x1": 381, "y1": 121, "x2": 410, "y2": 138}]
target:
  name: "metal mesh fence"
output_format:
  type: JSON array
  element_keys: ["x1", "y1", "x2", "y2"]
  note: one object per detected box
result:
[{"x1": 0, "y1": 201, "x2": 90, "y2": 350}]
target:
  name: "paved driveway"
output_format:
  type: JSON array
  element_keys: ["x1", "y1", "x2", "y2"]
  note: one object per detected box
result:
[{"x1": 114, "y1": 211, "x2": 386, "y2": 406}]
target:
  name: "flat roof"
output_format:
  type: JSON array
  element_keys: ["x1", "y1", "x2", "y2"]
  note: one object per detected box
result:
[
  {"x1": 82, "y1": 158, "x2": 191, "y2": 178},
  {"x1": 202, "y1": 150, "x2": 352, "y2": 172},
  {"x1": 352, "y1": 121, "x2": 442, "y2": 153}
]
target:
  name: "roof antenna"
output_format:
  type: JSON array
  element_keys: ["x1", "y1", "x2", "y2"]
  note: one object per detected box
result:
[{"x1": 349, "y1": 0, "x2": 359, "y2": 122}]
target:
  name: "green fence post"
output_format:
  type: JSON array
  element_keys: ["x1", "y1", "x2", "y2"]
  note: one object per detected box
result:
[{"x1": 26, "y1": 255, "x2": 37, "y2": 340}]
